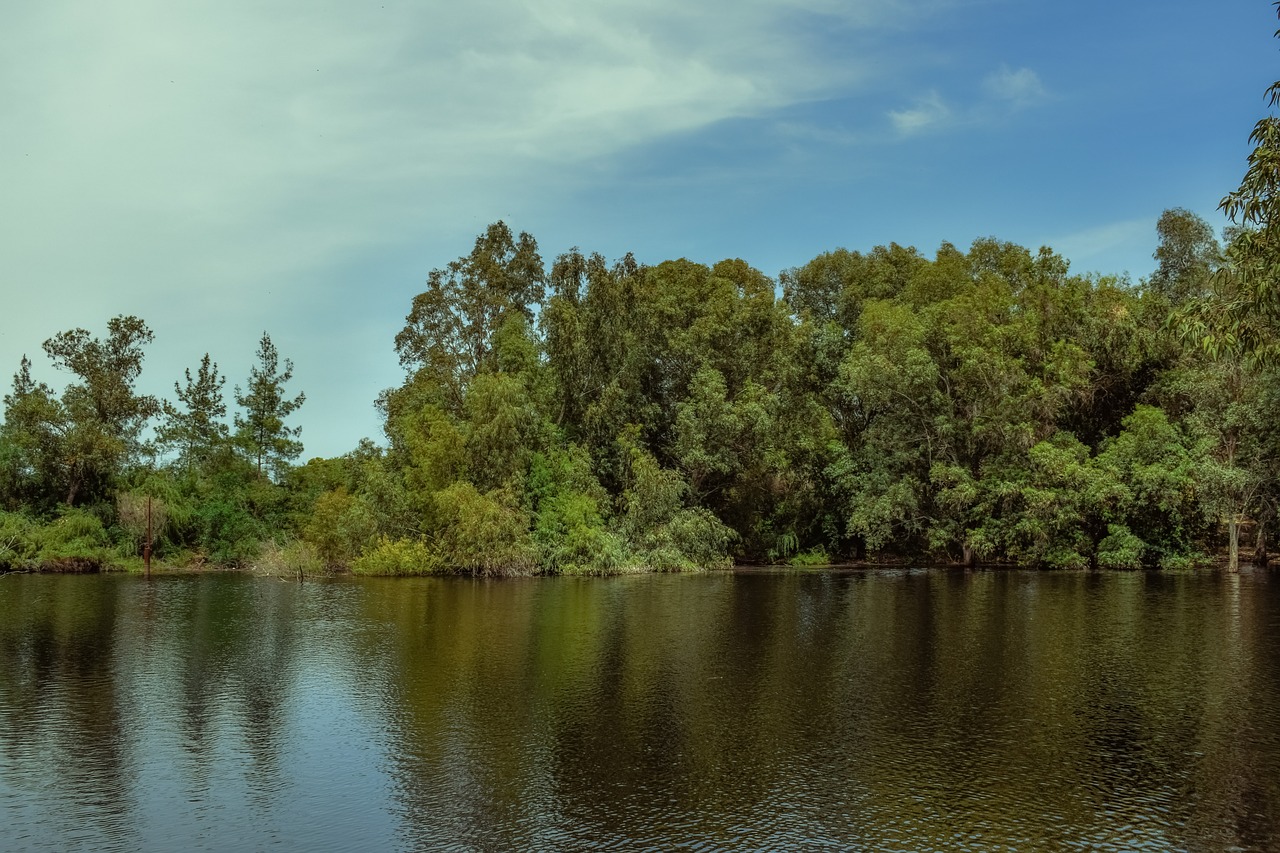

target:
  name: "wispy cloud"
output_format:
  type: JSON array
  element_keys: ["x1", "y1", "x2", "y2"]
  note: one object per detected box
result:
[
  {"x1": 889, "y1": 91, "x2": 950, "y2": 135},
  {"x1": 1, "y1": 0, "x2": 928, "y2": 302},
  {"x1": 1045, "y1": 217, "x2": 1151, "y2": 272},
  {"x1": 0, "y1": 0, "x2": 940, "y2": 454},
  {"x1": 886, "y1": 64, "x2": 1046, "y2": 138},
  {"x1": 983, "y1": 65, "x2": 1047, "y2": 106}
]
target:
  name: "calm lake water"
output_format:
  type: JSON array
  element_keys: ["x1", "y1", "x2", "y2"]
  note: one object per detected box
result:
[{"x1": 1, "y1": 569, "x2": 1279, "y2": 851}]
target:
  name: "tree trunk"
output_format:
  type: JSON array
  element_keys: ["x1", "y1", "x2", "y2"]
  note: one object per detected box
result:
[
  {"x1": 1228, "y1": 516, "x2": 1239, "y2": 572},
  {"x1": 1254, "y1": 504, "x2": 1264, "y2": 563},
  {"x1": 962, "y1": 544, "x2": 977, "y2": 567}
]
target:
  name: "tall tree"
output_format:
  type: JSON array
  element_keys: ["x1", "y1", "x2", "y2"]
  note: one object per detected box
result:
[
  {"x1": 9, "y1": 315, "x2": 161, "y2": 507},
  {"x1": 158, "y1": 353, "x2": 229, "y2": 474},
  {"x1": 393, "y1": 221, "x2": 544, "y2": 413},
  {"x1": 1213, "y1": 2, "x2": 1280, "y2": 363},
  {"x1": 1150, "y1": 208, "x2": 1220, "y2": 304},
  {"x1": 234, "y1": 333, "x2": 305, "y2": 479},
  {"x1": 0, "y1": 357, "x2": 68, "y2": 510}
]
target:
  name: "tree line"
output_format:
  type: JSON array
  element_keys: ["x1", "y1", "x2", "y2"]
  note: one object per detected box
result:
[
  {"x1": 0, "y1": 205, "x2": 1273, "y2": 575},
  {"x1": 0, "y1": 329, "x2": 308, "y2": 570}
]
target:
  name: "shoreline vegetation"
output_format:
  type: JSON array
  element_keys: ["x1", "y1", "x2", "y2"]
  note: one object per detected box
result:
[
  {"x1": 0, "y1": 203, "x2": 1274, "y2": 578},
  {"x1": 6, "y1": 20, "x2": 1280, "y2": 578}
]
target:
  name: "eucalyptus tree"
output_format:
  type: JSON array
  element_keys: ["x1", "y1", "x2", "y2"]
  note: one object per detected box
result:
[
  {"x1": 394, "y1": 221, "x2": 544, "y2": 414},
  {"x1": 1211, "y1": 5, "x2": 1280, "y2": 364},
  {"x1": 1150, "y1": 208, "x2": 1220, "y2": 304}
]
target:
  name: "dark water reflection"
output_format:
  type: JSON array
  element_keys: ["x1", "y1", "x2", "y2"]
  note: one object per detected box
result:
[{"x1": 2, "y1": 569, "x2": 1279, "y2": 851}]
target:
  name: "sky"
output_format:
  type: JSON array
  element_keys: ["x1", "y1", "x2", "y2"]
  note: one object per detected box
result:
[{"x1": 2, "y1": 0, "x2": 1276, "y2": 460}]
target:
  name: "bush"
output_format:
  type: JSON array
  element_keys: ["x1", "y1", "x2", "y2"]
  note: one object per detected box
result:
[
  {"x1": 534, "y1": 491, "x2": 632, "y2": 575},
  {"x1": 254, "y1": 539, "x2": 329, "y2": 578},
  {"x1": 433, "y1": 483, "x2": 537, "y2": 576},
  {"x1": 303, "y1": 487, "x2": 377, "y2": 568},
  {"x1": 1096, "y1": 524, "x2": 1145, "y2": 570},
  {"x1": 788, "y1": 547, "x2": 830, "y2": 567},
  {"x1": 194, "y1": 498, "x2": 265, "y2": 566},
  {"x1": 666, "y1": 507, "x2": 735, "y2": 570},
  {"x1": 351, "y1": 536, "x2": 445, "y2": 576},
  {"x1": 33, "y1": 509, "x2": 114, "y2": 571},
  {"x1": 0, "y1": 510, "x2": 39, "y2": 570}
]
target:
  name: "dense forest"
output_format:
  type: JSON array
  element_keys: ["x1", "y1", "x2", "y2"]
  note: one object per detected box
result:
[
  {"x1": 0, "y1": 204, "x2": 1271, "y2": 575},
  {"x1": 4, "y1": 35, "x2": 1280, "y2": 576}
]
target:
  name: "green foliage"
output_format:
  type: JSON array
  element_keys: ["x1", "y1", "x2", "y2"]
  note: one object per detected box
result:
[
  {"x1": 788, "y1": 547, "x2": 831, "y2": 567},
  {"x1": 1096, "y1": 525, "x2": 1146, "y2": 570},
  {"x1": 303, "y1": 487, "x2": 377, "y2": 568},
  {"x1": 665, "y1": 508, "x2": 736, "y2": 570},
  {"x1": 534, "y1": 492, "x2": 629, "y2": 575},
  {"x1": 234, "y1": 332, "x2": 305, "y2": 479},
  {"x1": 351, "y1": 536, "x2": 445, "y2": 576},
  {"x1": 2, "y1": 317, "x2": 158, "y2": 510},
  {"x1": 158, "y1": 353, "x2": 229, "y2": 474},
  {"x1": 432, "y1": 482, "x2": 537, "y2": 576},
  {"x1": 1095, "y1": 405, "x2": 1203, "y2": 565},
  {"x1": 8, "y1": 212, "x2": 1274, "y2": 574},
  {"x1": 394, "y1": 221, "x2": 544, "y2": 412},
  {"x1": 0, "y1": 511, "x2": 39, "y2": 569},
  {"x1": 398, "y1": 403, "x2": 467, "y2": 516},
  {"x1": 254, "y1": 539, "x2": 328, "y2": 578},
  {"x1": 194, "y1": 495, "x2": 266, "y2": 567},
  {"x1": 465, "y1": 372, "x2": 538, "y2": 492}
]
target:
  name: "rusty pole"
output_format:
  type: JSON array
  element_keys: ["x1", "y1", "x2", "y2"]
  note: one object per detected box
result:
[{"x1": 144, "y1": 494, "x2": 152, "y2": 577}]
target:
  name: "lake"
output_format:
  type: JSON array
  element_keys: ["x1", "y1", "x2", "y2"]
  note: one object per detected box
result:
[{"x1": 1, "y1": 569, "x2": 1278, "y2": 851}]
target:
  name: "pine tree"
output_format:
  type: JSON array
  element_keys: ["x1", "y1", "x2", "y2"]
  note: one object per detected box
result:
[
  {"x1": 158, "y1": 353, "x2": 229, "y2": 474},
  {"x1": 234, "y1": 333, "x2": 304, "y2": 479}
]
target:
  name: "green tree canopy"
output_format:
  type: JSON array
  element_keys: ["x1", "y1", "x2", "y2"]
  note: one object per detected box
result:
[
  {"x1": 234, "y1": 333, "x2": 305, "y2": 479},
  {"x1": 158, "y1": 353, "x2": 229, "y2": 474}
]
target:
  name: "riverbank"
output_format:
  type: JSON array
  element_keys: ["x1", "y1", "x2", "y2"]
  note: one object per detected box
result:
[{"x1": 5, "y1": 548, "x2": 1247, "y2": 577}]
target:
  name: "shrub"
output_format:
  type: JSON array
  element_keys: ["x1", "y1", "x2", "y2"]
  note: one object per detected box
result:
[
  {"x1": 666, "y1": 507, "x2": 735, "y2": 570},
  {"x1": 1096, "y1": 524, "x2": 1145, "y2": 570},
  {"x1": 351, "y1": 536, "x2": 445, "y2": 576},
  {"x1": 534, "y1": 491, "x2": 632, "y2": 574},
  {"x1": 0, "y1": 511, "x2": 39, "y2": 570},
  {"x1": 33, "y1": 509, "x2": 114, "y2": 571},
  {"x1": 788, "y1": 547, "x2": 830, "y2": 567},
  {"x1": 303, "y1": 487, "x2": 377, "y2": 568},
  {"x1": 254, "y1": 539, "x2": 329, "y2": 578},
  {"x1": 116, "y1": 491, "x2": 169, "y2": 557},
  {"x1": 433, "y1": 483, "x2": 537, "y2": 576},
  {"x1": 194, "y1": 498, "x2": 265, "y2": 566}
]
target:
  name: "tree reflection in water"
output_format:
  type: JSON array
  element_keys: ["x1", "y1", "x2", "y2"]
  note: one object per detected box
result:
[{"x1": 1, "y1": 570, "x2": 1278, "y2": 851}]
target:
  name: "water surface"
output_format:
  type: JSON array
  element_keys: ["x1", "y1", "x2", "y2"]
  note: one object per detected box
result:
[{"x1": 2, "y1": 569, "x2": 1278, "y2": 851}]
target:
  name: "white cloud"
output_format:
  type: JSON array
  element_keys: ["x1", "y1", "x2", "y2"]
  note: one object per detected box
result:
[
  {"x1": 983, "y1": 65, "x2": 1047, "y2": 106},
  {"x1": 0, "y1": 0, "x2": 930, "y2": 301},
  {"x1": 1, "y1": 0, "x2": 939, "y2": 455},
  {"x1": 889, "y1": 91, "x2": 950, "y2": 135}
]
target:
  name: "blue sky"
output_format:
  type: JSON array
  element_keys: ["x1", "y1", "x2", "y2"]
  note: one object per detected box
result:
[{"x1": 2, "y1": 0, "x2": 1276, "y2": 459}]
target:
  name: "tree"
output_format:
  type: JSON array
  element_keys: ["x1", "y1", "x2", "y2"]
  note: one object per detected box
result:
[
  {"x1": 1212, "y1": 2, "x2": 1280, "y2": 363},
  {"x1": 0, "y1": 357, "x2": 68, "y2": 510},
  {"x1": 2, "y1": 316, "x2": 159, "y2": 508},
  {"x1": 393, "y1": 221, "x2": 544, "y2": 413},
  {"x1": 234, "y1": 333, "x2": 305, "y2": 479},
  {"x1": 1150, "y1": 208, "x2": 1220, "y2": 304},
  {"x1": 158, "y1": 353, "x2": 229, "y2": 474},
  {"x1": 1168, "y1": 358, "x2": 1271, "y2": 571}
]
